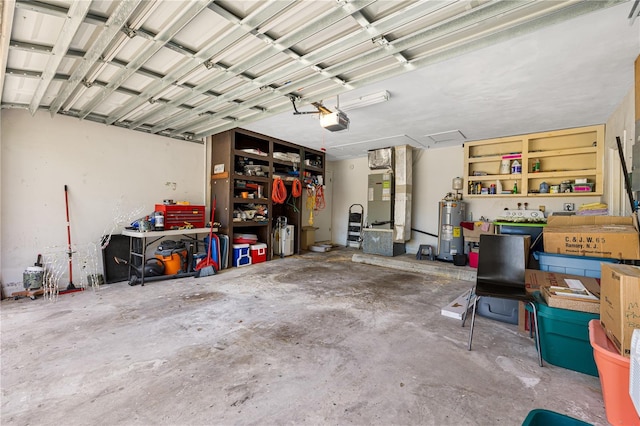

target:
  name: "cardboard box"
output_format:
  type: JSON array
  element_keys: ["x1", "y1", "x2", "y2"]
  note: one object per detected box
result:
[
  {"x1": 518, "y1": 270, "x2": 601, "y2": 332},
  {"x1": 543, "y1": 215, "x2": 640, "y2": 260},
  {"x1": 599, "y1": 263, "x2": 640, "y2": 357},
  {"x1": 520, "y1": 268, "x2": 546, "y2": 333}
]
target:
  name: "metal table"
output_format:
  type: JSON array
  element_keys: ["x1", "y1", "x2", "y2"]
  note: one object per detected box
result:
[{"x1": 122, "y1": 228, "x2": 217, "y2": 286}]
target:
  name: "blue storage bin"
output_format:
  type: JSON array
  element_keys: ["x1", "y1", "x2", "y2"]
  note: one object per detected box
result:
[
  {"x1": 477, "y1": 296, "x2": 519, "y2": 325},
  {"x1": 533, "y1": 251, "x2": 619, "y2": 278}
]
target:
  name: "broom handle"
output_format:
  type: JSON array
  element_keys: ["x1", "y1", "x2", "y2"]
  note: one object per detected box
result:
[
  {"x1": 64, "y1": 185, "x2": 74, "y2": 287},
  {"x1": 207, "y1": 196, "x2": 216, "y2": 258}
]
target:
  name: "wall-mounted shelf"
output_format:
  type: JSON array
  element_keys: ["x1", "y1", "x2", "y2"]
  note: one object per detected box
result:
[{"x1": 464, "y1": 125, "x2": 604, "y2": 198}]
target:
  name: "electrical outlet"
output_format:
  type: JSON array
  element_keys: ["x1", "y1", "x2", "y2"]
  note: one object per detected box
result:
[{"x1": 563, "y1": 203, "x2": 574, "y2": 212}]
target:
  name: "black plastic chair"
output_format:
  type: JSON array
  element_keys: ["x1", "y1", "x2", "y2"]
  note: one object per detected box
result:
[{"x1": 462, "y1": 234, "x2": 543, "y2": 367}]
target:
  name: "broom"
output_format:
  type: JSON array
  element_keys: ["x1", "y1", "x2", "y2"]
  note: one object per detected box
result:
[{"x1": 195, "y1": 196, "x2": 217, "y2": 277}]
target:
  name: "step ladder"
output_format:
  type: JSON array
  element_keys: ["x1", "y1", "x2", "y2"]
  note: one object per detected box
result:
[{"x1": 346, "y1": 204, "x2": 364, "y2": 248}]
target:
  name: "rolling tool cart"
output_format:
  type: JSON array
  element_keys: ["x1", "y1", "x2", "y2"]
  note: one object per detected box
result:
[{"x1": 346, "y1": 204, "x2": 364, "y2": 248}]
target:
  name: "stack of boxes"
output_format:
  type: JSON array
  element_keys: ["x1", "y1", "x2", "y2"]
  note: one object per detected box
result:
[{"x1": 528, "y1": 214, "x2": 640, "y2": 425}]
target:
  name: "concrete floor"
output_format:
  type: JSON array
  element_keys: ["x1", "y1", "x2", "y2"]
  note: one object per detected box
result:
[{"x1": 1, "y1": 248, "x2": 607, "y2": 425}]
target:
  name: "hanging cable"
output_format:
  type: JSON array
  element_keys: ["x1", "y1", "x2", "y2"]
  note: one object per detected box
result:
[
  {"x1": 285, "y1": 192, "x2": 300, "y2": 213},
  {"x1": 292, "y1": 178, "x2": 302, "y2": 198},
  {"x1": 272, "y1": 177, "x2": 287, "y2": 204},
  {"x1": 315, "y1": 184, "x2": 325, "y2": 210}
]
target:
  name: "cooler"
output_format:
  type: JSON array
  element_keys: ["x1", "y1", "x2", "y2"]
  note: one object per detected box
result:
[
  {"x1": 233, "y1": 244, "x2": 252, "y2": 267},
  {"x1": 250, "y1": 243, "x2": 267, "y2": 264}
]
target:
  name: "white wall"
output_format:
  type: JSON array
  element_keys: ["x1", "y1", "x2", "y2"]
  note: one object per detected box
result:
[
  {"x1": 603, "y1": 88, "x2": 635, "y2": 215},
  {"x1": 0, "y1": 110, "x2": 206, "y2": 297}
]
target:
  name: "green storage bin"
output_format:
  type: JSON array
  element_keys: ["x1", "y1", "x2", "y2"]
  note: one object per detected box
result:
[
  {"x1": 522, "y1": 409, "x2": 591, "y2": 426},
  {"x1": 532, "y1": 292, "x2": 599, "y2": 376}
]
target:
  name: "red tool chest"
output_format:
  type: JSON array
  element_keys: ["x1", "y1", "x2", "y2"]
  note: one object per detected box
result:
[{"x1": 155, "y1": 204, "x2": 206, "y2": 229}]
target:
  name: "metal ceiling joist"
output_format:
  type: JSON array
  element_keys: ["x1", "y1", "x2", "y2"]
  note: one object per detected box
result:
[
  {"x1": 0, "y1": 0, "x2": 16, "y2": 97},
  {"x1": 104, "y1": 0, "x2": 296, "y2": 126},
  {"x1": 76, "y1": 0, "x2": 213, "y2": 119},
  {"x1": 48, "y1": 0, "x2": 143, "y2": 115},
  {"x1": 15, "y1": 0, "x2": 201, "y2": 60},
  {"x1": 8, "y1": 40, "x2": 221, "y2": 99},
  {"x1": 5, "y1": 66, "x2": 198, "y2": 114},
  {"x1": 136, "y1": 0, "x2": 378, "y2": 133},
  {"x1": 27, "y1": 0, "x2": 90, "y2": 114}
]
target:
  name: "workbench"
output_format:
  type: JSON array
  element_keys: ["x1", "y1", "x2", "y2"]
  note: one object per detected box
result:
[{"x1": 122, "y1": 227, "x2": 217, "y2": 286}]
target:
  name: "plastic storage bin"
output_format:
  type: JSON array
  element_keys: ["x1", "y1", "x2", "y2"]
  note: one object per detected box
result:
[
  {"x1": 250, "y1": 243, "x2": 267, "y2": 264},
  {"x1": 588, "y1": 320, "x2": 639, "y2": 426},
  {"x1": 232, "y1": 244, "x2": 252, "y2": 267},
  {"x1": 521, "y1": 409, "x2": 591, "y2": 426},
  {"x1": 533, "y1": 251, "x2": 618, "y2": 278},
  {"x1": 534, "y1": 292, "x2": 599, "y2": 376},
  {"x1": 477, "y1": 296, "x2": 519, "y2": 325}
]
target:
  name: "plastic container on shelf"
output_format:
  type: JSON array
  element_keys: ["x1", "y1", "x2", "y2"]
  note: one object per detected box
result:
[
  {"x1": 511, "y1": 159, "x2": 522, "y2": 174},
  {"x1": 588, "y1": 320, "x2": 639, "y2": 426},
  {"x1": 232, "y1": 233, "x2": 258, "y2": 244}
]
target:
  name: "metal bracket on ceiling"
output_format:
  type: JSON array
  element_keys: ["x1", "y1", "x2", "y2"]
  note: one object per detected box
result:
[
  {"x1": 123, "y1": 27, "x2": 137, "y2": 38},
  {"x1": 289, "y1": 95, "x2": 332, "y2": 116}
]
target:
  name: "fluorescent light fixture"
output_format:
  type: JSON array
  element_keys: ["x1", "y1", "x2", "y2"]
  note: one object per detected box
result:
[{"x1": 338, "y1": 90, "x2": 390, "y2": 112}]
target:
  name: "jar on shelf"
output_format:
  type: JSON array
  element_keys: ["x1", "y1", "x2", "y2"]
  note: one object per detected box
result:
[
  {"x1": 532, "y1": 158, "x2": 540, "y2": 172},
  {"x1": 500, "y1": 159, "x2": 511, "y2": 174},
  {"x1": 511, "y1": 160, "x2": 521, "y2": 174},
  {"x1": 539, "y1": 182, "x2": 549, "y2": 193}
]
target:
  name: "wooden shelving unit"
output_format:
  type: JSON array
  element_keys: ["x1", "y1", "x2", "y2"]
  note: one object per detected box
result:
[
  {"x1": 209, "y1": 128, "x2": 325, "y2": 266},
  {"x1": 464, "y1": 124, "x2": 604, "y2": 198}
]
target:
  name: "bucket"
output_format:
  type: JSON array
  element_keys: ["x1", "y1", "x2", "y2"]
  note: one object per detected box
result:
[
  {"x1": 453, "y1": 253, "x2": 467, "y2": 266},
  {"x1": 23, "y1": 266, "x2": 44, "y2": 289}
]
